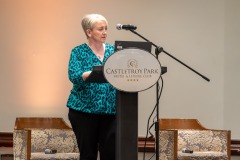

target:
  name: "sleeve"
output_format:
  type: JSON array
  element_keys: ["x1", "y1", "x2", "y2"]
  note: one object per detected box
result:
[{"x1": 68, "y1": 47, "x2": 85, "y2": 85}]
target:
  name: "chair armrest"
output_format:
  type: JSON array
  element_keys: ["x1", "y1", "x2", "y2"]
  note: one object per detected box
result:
[
  {"x1": 213, "y1": 130, "x2": 231, "y2": 160},
  {"x1": 13, "y1": 129, "x2": 31, "y2": 160},
  {"x1": 158, "y1": 130, "x2": 178, "y2": 160}
]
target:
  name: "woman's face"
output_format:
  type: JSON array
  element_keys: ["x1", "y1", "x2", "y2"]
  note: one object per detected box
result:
[{"x1": 87, "y1": 20, "x2": 107, "y2": 43}]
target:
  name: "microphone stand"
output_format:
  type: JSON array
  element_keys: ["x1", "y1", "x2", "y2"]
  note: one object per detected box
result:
[
  {"x1": 129, "y1": 29, "x2": 210, "y2": 82},
  {"x1": 127, "y1": 29, "x2": 210, "y2": 160}
]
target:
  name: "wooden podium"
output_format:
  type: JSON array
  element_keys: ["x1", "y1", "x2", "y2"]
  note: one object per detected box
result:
[{"x1": 116, "y1": 91, "x2": 138, "y2": 160}]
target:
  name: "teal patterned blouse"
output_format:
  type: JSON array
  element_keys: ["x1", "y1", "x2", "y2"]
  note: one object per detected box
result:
[{"x1": 67, "y1": 43, "x2": 116, "y2": 115}]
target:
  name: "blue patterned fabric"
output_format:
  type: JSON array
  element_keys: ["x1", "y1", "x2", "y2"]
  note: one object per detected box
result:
[{"x1": 67, "y1": 43, "x2": 116, "y2": 115}]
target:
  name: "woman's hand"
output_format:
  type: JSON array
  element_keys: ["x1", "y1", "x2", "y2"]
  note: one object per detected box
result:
[{"x1": 82, "y1": 71, "x2": 92, "y2": 81}]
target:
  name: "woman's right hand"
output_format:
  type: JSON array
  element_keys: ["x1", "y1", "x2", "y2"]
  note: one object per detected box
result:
[{"x1": 82, "y1": 71, "x2": 92, "y2": 81}]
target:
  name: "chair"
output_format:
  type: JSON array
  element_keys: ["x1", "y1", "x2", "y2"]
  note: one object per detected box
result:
[
  {"x1": 158, "y1": 118, "x2": 231, "y2": 160},
  {"x1": 13, "y1": 117, "x2": 79, "y2": 160}
]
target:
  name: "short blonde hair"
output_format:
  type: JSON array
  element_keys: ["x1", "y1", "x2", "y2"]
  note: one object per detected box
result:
[{"x1": 81, "y1": 14, "x2": 108, "y2": 38}]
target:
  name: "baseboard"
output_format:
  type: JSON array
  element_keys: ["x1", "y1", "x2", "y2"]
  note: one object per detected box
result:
[
  {"x1": 0, "y1": 132, "x2": 13, "y2": 147},
  {"x1": 138, "y1": 136, "x2": 240, "y2": 156},
  {"x1": 231, "y1": 139, "x2": 240, "y2": 156},
  {"x1": 0, "y1": 131, "x2": 239, "y2": 156},
  {"x1": 138, "y1": 137, "x2": 155, "y2": 152}
]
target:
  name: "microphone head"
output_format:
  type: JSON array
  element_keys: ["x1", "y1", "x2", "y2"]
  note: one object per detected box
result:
[
  {"x1": 116, "y1": 24, "x2": 137, "y2": 30},
  {"x1": 130, "y1": 25, "x2": 137, "y2": 30},
  {"x1": 116, "y1": 24, "x2": 122, "y2": 30}
]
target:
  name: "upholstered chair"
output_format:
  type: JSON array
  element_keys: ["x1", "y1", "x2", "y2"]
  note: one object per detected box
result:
[
  {"x1": 13, "y1": 117, "x2": 79, "y2": 160},
  {"x1": 158, "y1": 118, "x2": 231, "y2": 160}
]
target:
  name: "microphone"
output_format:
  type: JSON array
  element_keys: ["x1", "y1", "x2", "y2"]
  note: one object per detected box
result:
[
  {"x1": 44, "y1": 149, "x2": 57, "y2": 154},
  {"x1": 116, "y1": 24, "x2": 137, "y2": 30},
  {"x1": 182, "y1": 148, "x2": 193, "y2": 153}
]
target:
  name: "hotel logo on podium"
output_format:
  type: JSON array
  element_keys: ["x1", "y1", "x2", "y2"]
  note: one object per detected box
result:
[{"x1": 104, "y1": 48, "x2": 161, "y2": 92}]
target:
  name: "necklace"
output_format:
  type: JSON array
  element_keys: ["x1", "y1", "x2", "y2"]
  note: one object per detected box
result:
[
  {"x1": 96, "y1": 55, "x2": 103, "y2": 61},
  {"x1": 86, "y1": 42, "x2": 105, "y2": 61}
]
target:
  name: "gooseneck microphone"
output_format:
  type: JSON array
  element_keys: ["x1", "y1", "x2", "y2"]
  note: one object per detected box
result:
[{"x1": 116, "y1": 24, "x2": 137, "y2": 30}]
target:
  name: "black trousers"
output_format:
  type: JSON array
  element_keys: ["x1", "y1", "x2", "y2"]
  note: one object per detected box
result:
[{"x1": 68, "y1": 108, "x2": 116, "y2": 160}]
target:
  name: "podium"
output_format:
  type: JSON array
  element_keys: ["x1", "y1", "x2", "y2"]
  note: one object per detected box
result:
[
  {"x1": 86, "y1": 53, "x2": 167, "y2": 160},
  {"x1": 115, "y1": 91, "x2": 138, "y2": 160},
  {"x1": 86, "y1": 65, "x2": 139, "y2": 160},
  {"x1": 86, "y1": 45, "x2": 164, "y2": 160}
]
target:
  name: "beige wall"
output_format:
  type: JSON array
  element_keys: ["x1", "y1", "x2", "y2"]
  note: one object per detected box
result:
[
  {"x1": 0, "y1": 0, "x2": 239, "y2": 139},
  {"x1": 224, "y1": 0, "x2": 240, "y2": 139}
]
